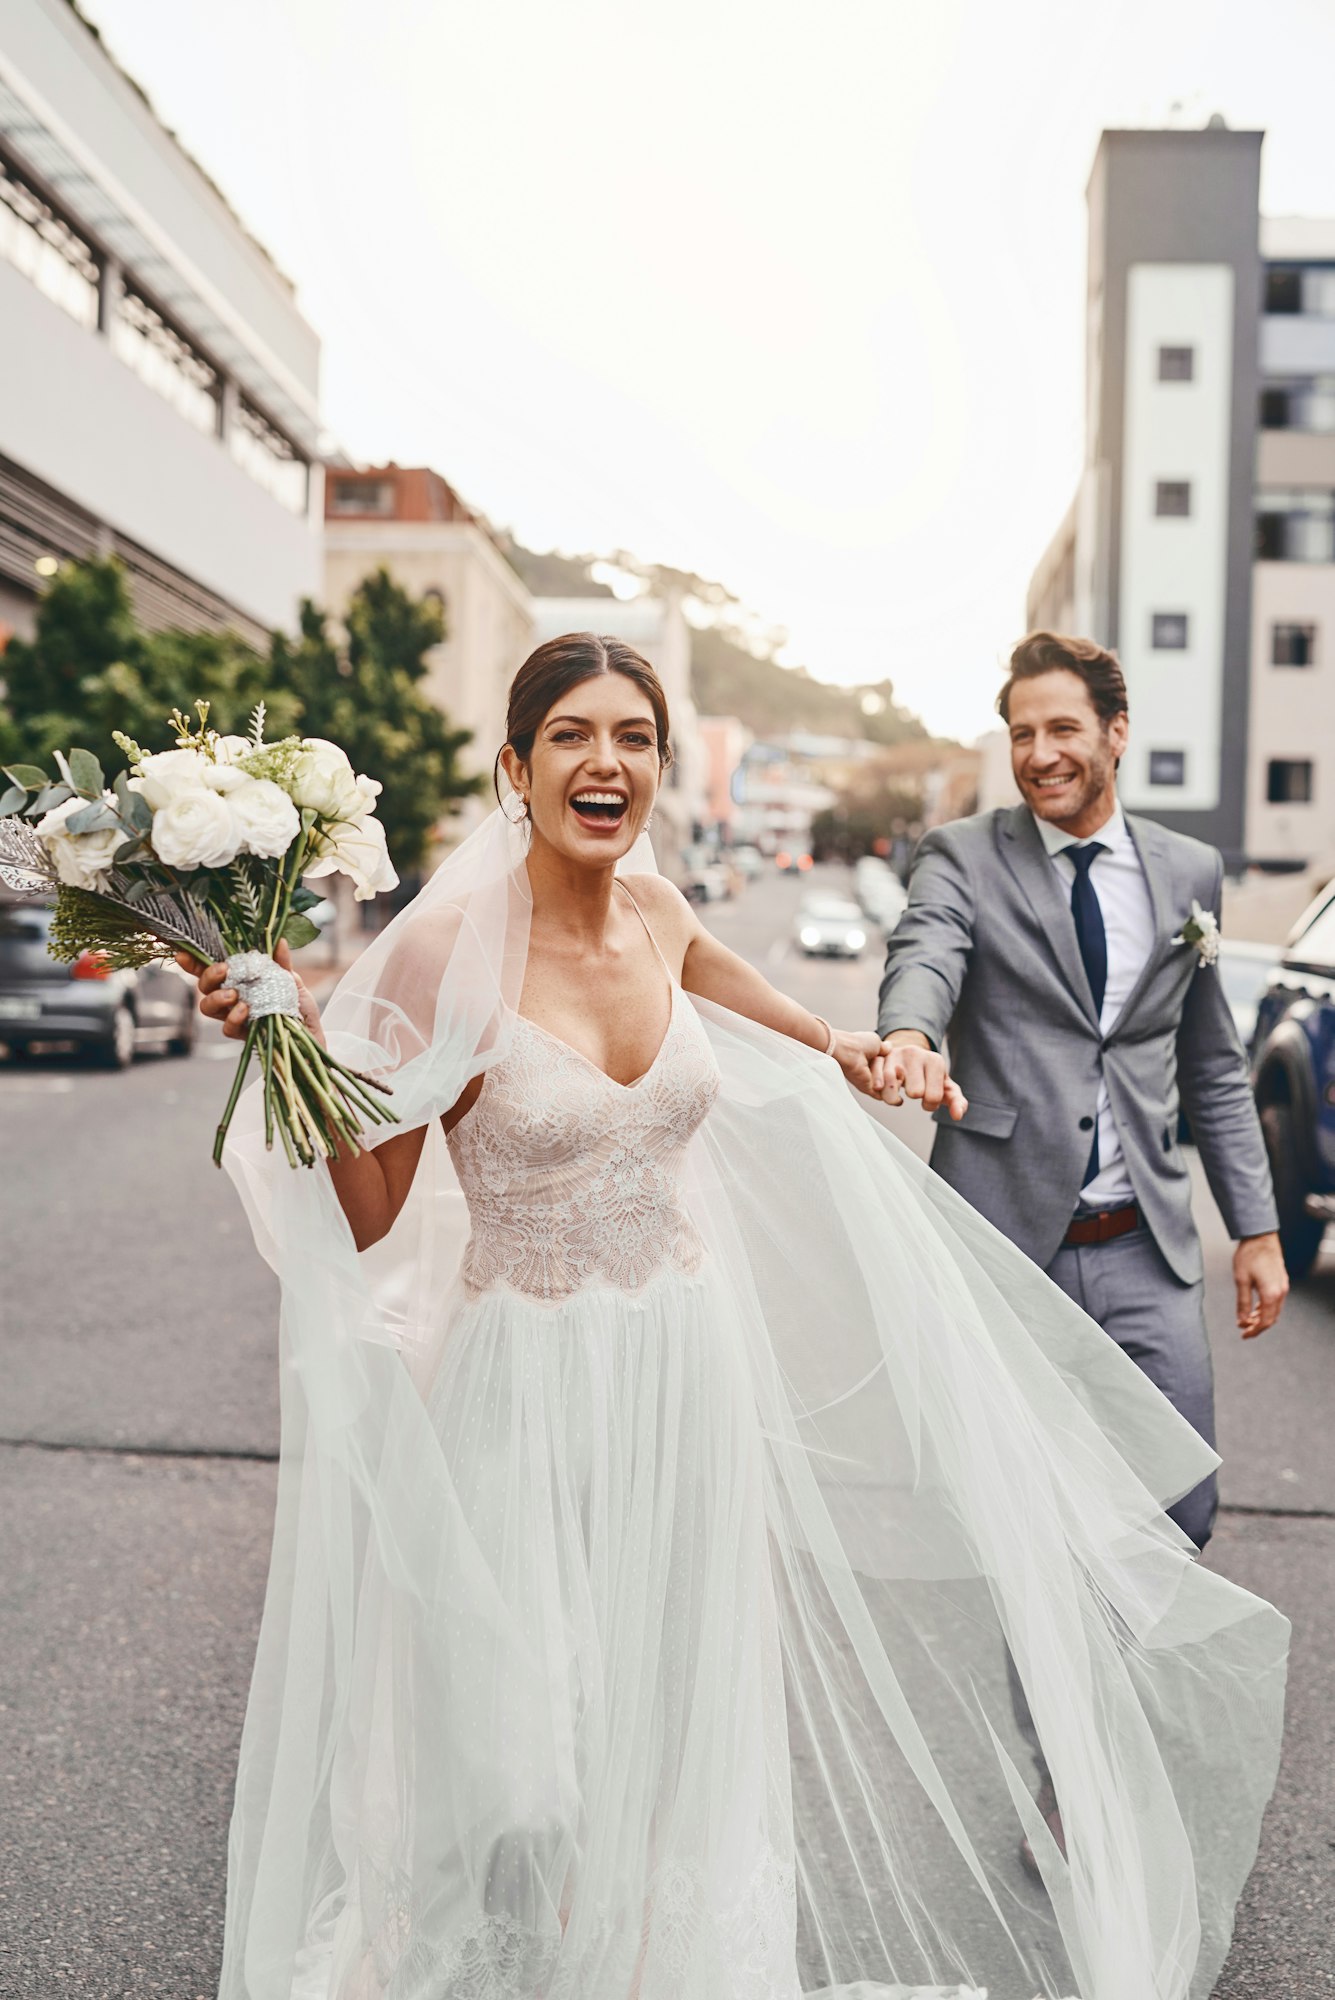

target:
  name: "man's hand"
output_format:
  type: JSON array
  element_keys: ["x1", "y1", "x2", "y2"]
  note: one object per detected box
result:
[
  {"x1": 1233, "y1": 1231, "x2": 1288, "y2": 1338},
  {"x1": 877, "y1": 1028, "x2": 967, "y2": 1122}
]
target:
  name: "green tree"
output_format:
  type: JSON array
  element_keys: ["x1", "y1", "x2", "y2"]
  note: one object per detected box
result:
[
  {"x1": 0, "y1": 557, "x2": 291, "y2": 769},
  {"x1": 268, "y1": 568, "x2": 480, "y2": 874}
]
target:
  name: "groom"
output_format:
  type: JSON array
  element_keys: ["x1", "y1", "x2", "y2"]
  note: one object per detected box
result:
[
  {"x1": 876, "y1": 630, "x2": 1288, "y2": 1863},
  {"x1": 877, "y1": 630, "x2": 1288, "y2": 1544}
]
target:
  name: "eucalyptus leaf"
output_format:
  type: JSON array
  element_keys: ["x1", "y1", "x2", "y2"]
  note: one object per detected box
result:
[
  {"x1": 0, "y1": 785, "x2": 26, "y2": 816},
  {"x1": 68, "y1": 748, "x2": 105, "y2": 796},
  {"x1": 114, "y1": 835, "x2": 151, "y2": 866},
  {"x1": 123, "y1": 788, "x2": 152, "y2": 833},
  {"x1": 289, "y1": 885, "x2": 320, "y2": 914},
  {"x1": 122, "y1": 878, "x2": 153, "y2": 906},
  {"x1": 25, "y1": 784, "x2": 74, "y2": 816},
  {"x1": 280, "y1": 911, "x2": 320, "y2": 951},
  {"x1": 3, "y1": 764, "x2": 48, "y2": 790},
  {"x1": 67, "y1": 800, "x2": 120, "y2": 834}
]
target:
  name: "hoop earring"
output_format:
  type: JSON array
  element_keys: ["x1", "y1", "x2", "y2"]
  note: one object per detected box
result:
[
  {"x1": 644, "y1": 813, "x2": 654, "y2": 831},
  {"x1": 504, "y1": 793, "x2": 529, "y2": 825}
]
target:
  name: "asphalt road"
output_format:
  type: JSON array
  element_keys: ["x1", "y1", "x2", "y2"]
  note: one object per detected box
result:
[{"x1": 0, "y1": 865, "x2": 1330, "y2": 1997}]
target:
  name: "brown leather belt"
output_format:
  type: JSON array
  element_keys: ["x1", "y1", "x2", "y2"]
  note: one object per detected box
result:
[{"x1": 1063, "y1": 1202, "x2": 1141, "y2": 1248}]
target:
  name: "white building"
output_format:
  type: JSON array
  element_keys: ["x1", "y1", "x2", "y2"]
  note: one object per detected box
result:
[
  {"x1": 323, "y1": 464, "x2": 534, "y2": 825},
  {"x1": 0, "y1": 0, "x2": 322, "y2": 649},
  {"x1": 1028, "y1": 125, "x2": 1335, "y2": 872}
]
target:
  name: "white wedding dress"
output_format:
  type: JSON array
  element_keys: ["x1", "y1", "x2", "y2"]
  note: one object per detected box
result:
[
  {"x1": 422, "y1": 911, "x2": 798, "y2": 1996},
  {"x1": 219, "y1": 816, "x2": 1287, "y2": 2000}
]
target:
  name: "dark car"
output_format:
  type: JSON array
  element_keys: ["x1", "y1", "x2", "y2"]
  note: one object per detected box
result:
[
  {"x1": 1251, "y1": 887, "x2": 1335, "y2": 1279},
  {"x1": 0, "y1": 902, "x2": 195, "y2": 1068}
]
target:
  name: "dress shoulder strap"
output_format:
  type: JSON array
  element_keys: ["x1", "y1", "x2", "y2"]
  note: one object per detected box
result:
[{"x1": 616, "y1": 878, "x2": 675, "y2": 984}]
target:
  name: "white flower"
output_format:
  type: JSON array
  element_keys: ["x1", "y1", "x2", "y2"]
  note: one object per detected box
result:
[
  {"x1": 213, "y1": 734, "x2": 251, "y2": 764},
  {"x1": 307, "y1": 811, "x2": 399, "y2": 901},
  {"x1": 228, "y1": 777, "x2": 301, "y2": 859},
  {"x1": 200, "y1": 760, "x2": 250, "y2": 794},
  {"x1": 1172, "y1": 899, "x2": 1222, "y2": 967},
  {"x1": 151, "y1": 787, "x2": 241, "y2": 870},
  {"x1": 132, "y1": 747, "x2": 212, "y2": 811},
  {"x1": 35, "y1": 791, "x2": 124, "y2": 890},
  {"x1": 289, "y1": 738, "x2": 361, "y2": 820}
]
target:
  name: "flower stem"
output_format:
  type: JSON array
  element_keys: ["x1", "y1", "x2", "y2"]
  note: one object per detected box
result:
[{"x1": 212, "y1": 1020, "x2": 259, "y2": 1167}]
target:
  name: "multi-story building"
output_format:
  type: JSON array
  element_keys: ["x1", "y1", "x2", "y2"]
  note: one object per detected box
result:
[
  {"x1": 323, "y1": 463, "x2": 534, "y2": 821},
  {"x1": 0, "y1": 0, "x2": 323, "y2": 649},
  {"x1": 1027, "y1": 124, "x2": 1335, "y2": 871}
]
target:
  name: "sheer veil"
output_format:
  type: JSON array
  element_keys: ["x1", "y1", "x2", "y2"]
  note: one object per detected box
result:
[{"x1": 219, "y1": 805, "x2": 1287, "y2": 2000}]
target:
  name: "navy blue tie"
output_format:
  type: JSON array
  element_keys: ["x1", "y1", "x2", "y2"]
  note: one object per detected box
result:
[{"x1": 1065, "y1": 842, "x2": 1107, "y2": 1186}]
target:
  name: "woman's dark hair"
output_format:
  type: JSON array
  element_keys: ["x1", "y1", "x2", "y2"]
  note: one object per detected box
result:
[
  {"x1": 493, "y1": 632, "x2": 673, "y2": 803},
  {"x1": 997, "y1": 631, "x2": 1129, "y2": 728}
]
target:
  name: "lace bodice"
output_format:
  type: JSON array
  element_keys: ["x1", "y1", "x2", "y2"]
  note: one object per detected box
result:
[{"x1": 447, "y1": 980, "x2": 720, "y2": 1304}]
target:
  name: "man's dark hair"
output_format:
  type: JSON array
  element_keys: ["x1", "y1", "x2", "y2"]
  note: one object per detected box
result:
[{"x1": 997, "y1": 631, "x2": 1129, "y2": 727}]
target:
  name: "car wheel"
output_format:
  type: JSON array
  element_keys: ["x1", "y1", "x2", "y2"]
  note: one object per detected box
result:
[
  {"x1": 1260, "y1": 1100, "x2": 1325, "y2": 1280},
  {"x1": 98, "y1": 1005, "x2": 137, "y2": 1071},
  {"x1": 167, "y1": 1007, "x2": 196, "y2": 1057}
]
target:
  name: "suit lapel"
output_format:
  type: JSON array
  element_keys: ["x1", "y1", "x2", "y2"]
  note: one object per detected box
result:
[
  {"x1": 1116, "y1": 812, "x2": 1178, "y2": 1026},
  {"x1": 996, "y1": 806, "x2": 1101, "y2": 1028}
]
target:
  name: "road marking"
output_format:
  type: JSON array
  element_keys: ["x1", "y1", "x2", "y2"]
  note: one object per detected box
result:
[{"x1": 0, "y1": 1073, "x2": 75, "y2": 1094}]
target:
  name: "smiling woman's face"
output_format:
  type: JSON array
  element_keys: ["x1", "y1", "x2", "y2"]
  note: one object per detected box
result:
[{"x1": 502, "y1": 670, "x2": 663, "y2": 867}]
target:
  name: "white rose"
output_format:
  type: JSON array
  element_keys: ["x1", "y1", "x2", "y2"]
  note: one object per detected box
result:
[
  {"x1": 36, "y1": 791, "x2": 125, "y2": 890},
  {"x1": 201, "y1": 761, "x2": 250, "y2": 795},
  {"x1": 151, "y1": 787, "x2": 241, "y2": 870},
  {"x1": 307, "y1": 811, "x2": 399, "y2": 901},
  {"x1": 289, "y1": 738, "x2": 360, "y2": 820},
  {"x1": 133, "y1": 747, "x2": 212, "y2": 811},
  {"x1": 228, "y1": 777, "x2": 300, "y2": 860},
  {"x1": 214, "y1": 734, "x2": 251, "y2": 764}
]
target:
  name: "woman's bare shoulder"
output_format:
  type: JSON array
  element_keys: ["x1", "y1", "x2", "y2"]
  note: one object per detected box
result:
[{"x1": 622, "y1": 871, "x2": 697, "y2": 929}]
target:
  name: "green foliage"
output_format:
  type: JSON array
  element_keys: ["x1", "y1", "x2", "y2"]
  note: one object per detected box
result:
[
  {"x1": 270, "y1": 568, "x2": 480, "y2": 874},
  {"x1": 0, "y1": 558, "x2": 296, "y2": 771},
  {"x1": 0, "y1": 557, "x2": 479, "y2": 880},
  {"x1": 690, "y1": 621, "x2": 925, "y2": 747}
]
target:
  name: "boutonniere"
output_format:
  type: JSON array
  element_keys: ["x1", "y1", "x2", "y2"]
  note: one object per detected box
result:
[{"x1": 1172, "y1": 899, "x2": 1221, "y2": 967}]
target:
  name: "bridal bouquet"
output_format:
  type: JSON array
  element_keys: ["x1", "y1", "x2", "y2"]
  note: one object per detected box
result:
[{"x1": 0, "y1": 703, "x2": 401, "y2": 1167}]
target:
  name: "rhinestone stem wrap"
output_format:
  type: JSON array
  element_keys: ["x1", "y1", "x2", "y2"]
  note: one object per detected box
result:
[{"x1": 226, "y1": 950, "x2": 302, "y2": 1022}]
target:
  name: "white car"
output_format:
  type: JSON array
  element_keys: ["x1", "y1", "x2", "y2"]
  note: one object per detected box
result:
[
  {"x1": 854, "y1": 858, "x2": 907, "y2": 931},
  {"x1": 795, "y1": 895, "x2": 868, "y2": 959}
]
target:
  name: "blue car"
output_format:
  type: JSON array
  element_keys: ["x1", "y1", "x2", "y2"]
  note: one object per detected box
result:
[{"x1": 1251, "y1": 887, "x2": 1335, "y2": 1280}]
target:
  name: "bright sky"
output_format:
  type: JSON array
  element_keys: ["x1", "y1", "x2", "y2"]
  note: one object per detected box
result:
[{"x1": 79, "y1": 0, "x2": 1335, "y2": 735}]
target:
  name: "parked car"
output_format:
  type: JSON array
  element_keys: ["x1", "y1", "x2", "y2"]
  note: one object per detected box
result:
[
  {"x1": 730, "y1": 845, "x2": 765, "y2": 879},
  {"x1": 0, "y1": 902, "x2": 196, "y2": 1068},
  {"x1": 1214, "y1": 937, "x2": 1279, "y2": 1056},
  {"x1": 1250, "y1": 887, "x2": 1335, "y2": 1279},
  {"x1": 795, "y1": 894, "x2": 868, "y2": 959},
  {"x1": 854, "y1": 856, "x2": 908, "y2": 933},
  {"x1": 681, "y1": 845, "x2": 731, "y2": 905},
  {"x1": 775, "y1": 850, "x2": 813, "y2": 875}
]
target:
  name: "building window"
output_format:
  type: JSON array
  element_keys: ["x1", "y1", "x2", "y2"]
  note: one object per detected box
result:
[
  {"x1": 1265, "y1": 267, "x2": 1303, "y2": 315},
  {"x1": 110, "y1": 286, "x2": 220, "y2": 436},
  {"x1": 1151, "y1": 613, "x2": 1190, "y2": 649},
  {"x1": 1256, "y1": 489, "x2": 1335, "y2": 563},
  {"x1": 330, "y1": 479, "x2": 395, "y2": 517},
  {"x1": 1155, "y1": 480, "x2": 1192, "y2": 517},
  {"x1": 1272, "y1": 623, "x2": 1317, "y2": 667},
  {"x1": 1157, "y1": 345, "x2": 1195, "y2": 382},
  {"x1": 0, "y1": 150, "x2": 100, "y2": 330},
  {"x1": 1149, "y1": 750, "x2": 1187, "y2": 786},
  {"x1": 1267, "y1": 759, "x2": 1314, "y2": 804},
  {"x1": 228, "y1": 397, "x2": 308, "y2": 514},
  {"x1": 1259, "y1": 375, "x2": 1335, "y2": 433}
]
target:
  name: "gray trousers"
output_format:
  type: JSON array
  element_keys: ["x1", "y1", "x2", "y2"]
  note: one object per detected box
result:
[{"x1": 1010, "y1": 1221, "x2": 1218, "y2": 1783}]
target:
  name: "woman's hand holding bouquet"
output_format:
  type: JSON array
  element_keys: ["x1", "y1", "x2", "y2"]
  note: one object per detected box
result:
[{"x1": 0, "y1": 702, "x2": 401, "y2": 1167}]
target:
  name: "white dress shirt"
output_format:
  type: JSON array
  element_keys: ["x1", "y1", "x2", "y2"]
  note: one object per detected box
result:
[{"x1": 1032, "y1": 802, "x2": 1156, "y2": 1209}]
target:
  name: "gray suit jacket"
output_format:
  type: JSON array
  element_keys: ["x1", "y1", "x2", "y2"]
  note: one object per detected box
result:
[{"x1": 876, "y1": 804, "x2": 1278, "y2": 1283}]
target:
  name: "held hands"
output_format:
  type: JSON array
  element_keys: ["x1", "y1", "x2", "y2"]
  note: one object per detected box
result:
[
  {"x1": 829, "y1": 1027, "x2": 967, "y2": 1121},
  {"x1": 174, "y1": 939, "x2": 326, "y2": 1049}
]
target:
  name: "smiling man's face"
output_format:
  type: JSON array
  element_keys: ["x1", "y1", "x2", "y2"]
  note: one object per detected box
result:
[{"x1": 1006, "y1": 668, "x2": 1128, "y2": 838}]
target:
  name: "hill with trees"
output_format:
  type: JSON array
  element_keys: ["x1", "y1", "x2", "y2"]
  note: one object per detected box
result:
[{"x1": 498, "y1": 537, "x2": 928, "y2": 746}]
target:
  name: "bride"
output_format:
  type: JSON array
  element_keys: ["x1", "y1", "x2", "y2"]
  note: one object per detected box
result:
[{"x1": 190, "y1": 633, "x2": 1286, "y2": 2000}]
